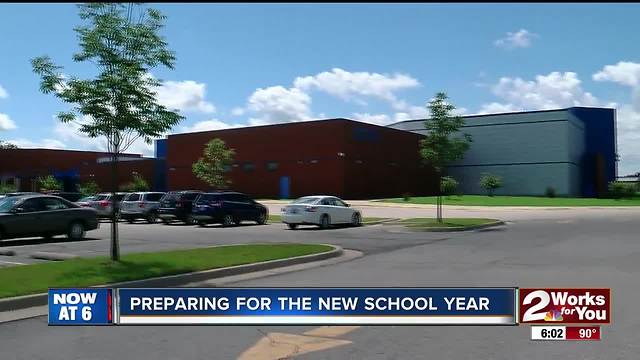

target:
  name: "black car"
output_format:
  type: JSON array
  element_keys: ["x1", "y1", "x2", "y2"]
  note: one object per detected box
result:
[
  {"x1": 191, "y1": 192, "x2": 268, "y2": 227},
  {"x1": 0, "y1": 194, "x2": 99, "y2": 241},
  {"x1": 157, "y1": 190, "x2": 203, "y2": 225}
]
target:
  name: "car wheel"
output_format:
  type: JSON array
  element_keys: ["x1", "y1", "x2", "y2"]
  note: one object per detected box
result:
[
  {"x1": 43, "y1": 234, "x2": 53, "y2": 240},
  {"x1": 162, "y1": 219, "x2": 170, "y2": 225},
  {"x1": 127, "y1": 218, "x2": 134, "y2": 224},
  {"x1": 185, "y1": 215, "x2": 195, "y2": 225},
  {"x1": 256, "y1": 212, "x2": 267, "y2": 225},
  {"x1": 198, "y1": 221, "x2": 207, "y2": 227},
  {"x1": 287, "y1": 223, "x2": 298, "y2": 230},
  {"x1": 351, "y1": 212, "x2": 362, "y2": 227},
  {"x1": 146, "y1": 212, "x2": 158, "y2": 224},
  {"x1": 223, "y1": 214, "x2": 234, "y2": 227},
  {"x1": 319, "y1": 214, "x2": 331, "y2": 229},
  {"x1": 67, "y1": 222, "x2": 86, "y2": 241}
]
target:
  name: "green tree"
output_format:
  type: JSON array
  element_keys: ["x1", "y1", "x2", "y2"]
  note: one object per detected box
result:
[
  {"x1": 79, "y1": 180, "x2": 101, "y2": 196},
  {"x1": 480, "y1": 173, "x2": 502, "y2": 197},
  {"x1": 37, "y1": 175, "x2": 62, "y2": 192},
  {"x1": 192, "y1": 138, "x2": 236, "y2": 189},
  {"x1": 120, "y1": 173, "x2": 149, "y2": 192},
  {"x1": 419, "y1": 92, "x2": 472, "y2": 222},
  {"x1": 31, "y1": 3, "x2": 183, "y2": 261},
  {"x1": 0, "y1": 141, "x2": 18, "y2": 149}
]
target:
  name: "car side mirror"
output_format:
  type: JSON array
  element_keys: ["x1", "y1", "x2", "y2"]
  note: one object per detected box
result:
[
  {"x1": 11, "y1": 207, "x2": 24, "y2": 213},
  {"x1": 345, "y1": 203, "x2": 350, "y2": 207}
]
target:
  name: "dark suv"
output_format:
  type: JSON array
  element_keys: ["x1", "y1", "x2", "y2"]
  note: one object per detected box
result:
[
  {"x1": 191, "y1": 192, "x2": 268, "y2": 227},
  {"x1": 157, "y1": 191, "x2": 203, "y2": 225}
]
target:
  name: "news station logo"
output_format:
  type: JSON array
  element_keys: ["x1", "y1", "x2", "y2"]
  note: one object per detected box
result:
[{"x1": 519, "y1": 288, "x2": 610, "y2": 324}]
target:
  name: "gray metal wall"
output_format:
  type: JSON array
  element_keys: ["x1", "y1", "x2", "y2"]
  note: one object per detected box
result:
[{"x1": 389, "y1": 109, "x2": 586, "y2": 196}]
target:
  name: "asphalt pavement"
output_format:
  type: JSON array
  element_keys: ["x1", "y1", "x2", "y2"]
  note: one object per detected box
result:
[{"x1": 1, "y1": 207, "x2": 639, "y2": 359}]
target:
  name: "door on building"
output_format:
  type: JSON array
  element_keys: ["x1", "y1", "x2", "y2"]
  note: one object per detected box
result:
[{"x1": 279, "y1": 176, "x2": 290, "y2": 200}]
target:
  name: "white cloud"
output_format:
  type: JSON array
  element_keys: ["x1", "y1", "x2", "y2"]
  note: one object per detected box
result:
[
  {"x1": 0, "y1": 84, "x2": 8, "y2": 99},
  {"x1": 180, "y1": 119, "x2": 243, "y2": 133},
  {"x1": 247, "y1": 86, "x2": 312, "y2": 124},
  {"x1": 480, "y1": 72, "x2": 600, "y2": 112},
  {"x1": 476, "y1": 102, "x2": 520, "y2": 115},
  {"x1": 0, "y1": 113, "x2": 17, "y2": 130},
  {"x1": 593, "y1": 61, "x2": 640, "y2": 87},
  {"x1": 351, "y1": 113, "x2": 391, "y2": 125},
  {"x1": 494, "y1": 29, "x2": 538, "y2": 49},
  {"x1": 294, "y1": 68, "x2": 420, "y2": 105},
  {"x1": 155, "y1": 80, "x2": 216, "y2": 114},
  {"x1": 6, "y1": 138, "x2": 66, "y2": 149},
  {"x1": 231, "y1": 107, "x2": 245, "y2": 116}
]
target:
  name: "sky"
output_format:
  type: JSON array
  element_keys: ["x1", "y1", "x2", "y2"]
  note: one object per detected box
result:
[{"x1": 1, "y1": 3, "x2": 639, "y2": 175}]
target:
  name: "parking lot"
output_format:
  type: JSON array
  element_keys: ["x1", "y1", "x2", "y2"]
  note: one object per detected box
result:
[
  {"x1": 0, "y1": 217, "x2": 447, "y2": 267},
  {"x1": 1, "y1": 202, "x2": 639, "y2": 268}
]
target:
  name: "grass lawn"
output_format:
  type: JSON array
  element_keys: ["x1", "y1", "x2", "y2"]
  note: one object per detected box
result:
[
  {"x1": 269, "y1": 214, "x2": 390, "y2": 225},
  {"x1": 383, "y1": 195, "x2": 640, "y2": 207},
  {"x1": 0, "y1": 244, "x2": 332, "y2": 299},
  {"x1": 397, "y1": 218, "x2": 500, "y2": 229}
]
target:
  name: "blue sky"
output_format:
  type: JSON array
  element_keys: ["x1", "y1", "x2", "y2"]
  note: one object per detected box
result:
[{"x1": 1, "y1": 3, "x2": 639, "y2": 175}]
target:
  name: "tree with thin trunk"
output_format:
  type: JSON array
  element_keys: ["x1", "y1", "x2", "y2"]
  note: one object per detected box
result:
[
  {"x1": 192, "y1": 138, "x2": 236, "y2": 190},
  {"x1": 419, "y1": 92, "x2": 472, "y2": 223},
  {"x1": 31, "y1": 3, "x2": 183, "y2": 261}
]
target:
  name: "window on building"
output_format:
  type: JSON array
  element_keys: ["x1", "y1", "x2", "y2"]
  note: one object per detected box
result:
[
  {"x1": 266, "y1": 162, "x2": 279, "y2": 171},
  {"x1": 243, "y1": 162, "x2": 255, "y2": 172}
]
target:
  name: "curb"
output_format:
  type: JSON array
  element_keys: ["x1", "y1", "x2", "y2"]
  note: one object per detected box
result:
[
  {"x1": 401, "y1": 220, "x2": 505, "y2": 232},
  {"x1": 362, "y1": 218, "x2": 401, "y2": 225},
  {"x1": 29, "y1": 252, "x2": 79, "y2": 261},
  {"x1": 0, "y1": 244, "x2": 343, "y2": 313}
]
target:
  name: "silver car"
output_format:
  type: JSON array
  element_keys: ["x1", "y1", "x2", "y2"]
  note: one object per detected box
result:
[
  {"x1": 120, "y1": 192, "x2": 166, "y2": 223},
  {"x1": 89, "y1": 192, "x2": 127, "y2": 218}
]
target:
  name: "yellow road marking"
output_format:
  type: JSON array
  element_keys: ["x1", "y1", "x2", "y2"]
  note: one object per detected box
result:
[{"x1": 238, "y1": 326, "x2": 361, "y2": 360}]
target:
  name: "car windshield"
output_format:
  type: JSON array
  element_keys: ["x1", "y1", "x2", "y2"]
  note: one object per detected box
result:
[
  {"x1": 292, "y1": 197, "x2": 319, "y2": 204},
  {"x1": 0, "y1": 197, "x2": 21, "y2": 212},
  {"x1": 93, "y1": 195, "x2": 109, "y2": 201}
]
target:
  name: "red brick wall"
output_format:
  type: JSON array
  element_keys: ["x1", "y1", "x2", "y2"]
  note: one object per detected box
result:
[{"x1": 166, "y1": 119, "x2": 438, "y2": 199}]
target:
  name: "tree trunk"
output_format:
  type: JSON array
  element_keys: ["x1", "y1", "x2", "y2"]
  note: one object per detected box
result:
[
  {"x1": 436, "y1": 171, "x2": 443, "y2": 223},
  {"x1": 110, "y1": 151, "x2": 120, "y2": 261}
]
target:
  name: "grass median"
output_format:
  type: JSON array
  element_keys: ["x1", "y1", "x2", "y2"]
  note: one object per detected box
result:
[
  {"x1": 0, "y1": 244, "x2": 332, "y2": 299},
  {"x1": 396, "y1": 218, "x2": 500, "y2": 230},
  {"x1": 383, "y1": 195, "x2": 640, "y2": 207}
]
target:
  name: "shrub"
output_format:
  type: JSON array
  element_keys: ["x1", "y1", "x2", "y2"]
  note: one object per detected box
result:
[
  {"x1": 120, "y1": 174, "x2": 149, "y2": 192},
  {"x1": 0, "y1": 183, "x2": 17, "y2": 194},
  {"x1": 440, "y1": 176, "x2": 459, "y2": 197},
  {"x1": 402, "y1": 192, "x2": 412, "y2": 202},
  {"x1": 79, "y1": 181, "x2": 101, "y2": 196},
  {"x1": 479, "y1": 173, "x2": 502, "y2": 197},
  {"x1": 608, "y1": 181, "x2": 636, "y2": 199},
  {"x1": 545, "y1": 186, "x2": 556, "y2": 198},
  {"x1": 37, "y1": 175, "x2": 62, "y2": 192}
]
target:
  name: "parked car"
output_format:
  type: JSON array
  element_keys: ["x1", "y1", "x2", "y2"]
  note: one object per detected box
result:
[
  {"x1": 281, "y1": 195, "x2": 362, "y2": 229},
  {"x1": 120, "y1": 192, "x2": 166, "y2": 223},
  {"x1": 0, "y1": 192, "x2": 40, "y2": 198},
  {"x1": 0, "y1": 194, "x2": 99, "y2": 241},
  {"x1": 75, "y1": 195, "x2": 96, "y2": 208},
  {"x1": 191, "y1": 191, "x2": 268, "y2": 227},
  {"x1": 157, "y1": 190, "x2": 203, "y2": 225},
  {"x1": 88, "y1": 192, "x2": 127, "y2": 218},
  {"x1": 43, "y1": 191, "x2": 84, "y2": 202}
]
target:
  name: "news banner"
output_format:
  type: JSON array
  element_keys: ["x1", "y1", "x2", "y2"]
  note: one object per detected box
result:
[{"x1": 48, "y1": 287, "x2": 610, "y2": 341}]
